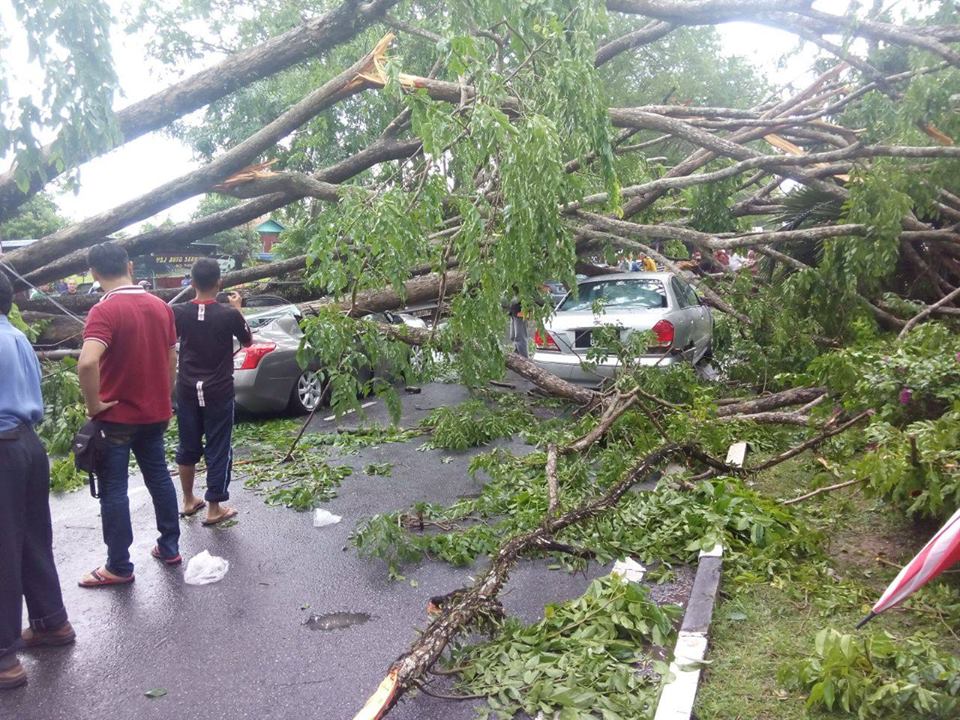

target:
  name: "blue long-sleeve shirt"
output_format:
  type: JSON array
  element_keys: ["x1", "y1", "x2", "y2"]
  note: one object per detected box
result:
[{"x1": 0, "y1": 314, "x2": 44, "y2": 431}]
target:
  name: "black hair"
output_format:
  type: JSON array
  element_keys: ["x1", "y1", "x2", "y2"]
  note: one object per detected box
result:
[
  {"x1": 191, "y1": 257, "x2": 221, "y2": 292},
  {"x1": 88, "y1": 242, "x2": 130, "y2": 279},
  {"x1": 0, "y1": 270, "x2": 12, "y2": 315}
]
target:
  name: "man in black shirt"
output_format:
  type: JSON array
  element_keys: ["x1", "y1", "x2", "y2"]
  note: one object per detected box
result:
[{"x1": 173, "y1": 259, "x2": 252, "y2": 526}]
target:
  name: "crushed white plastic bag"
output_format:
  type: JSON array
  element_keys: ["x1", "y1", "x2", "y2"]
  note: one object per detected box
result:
[
  {"x1": 184, "y1": 550, "x2": 229, "y2": 585},
  {"x1": 313, "y1": 508, "x2": 342, "y2": 528},
  {"x1": 611, "y1": 557, "x2": 647, "y2": 583}
]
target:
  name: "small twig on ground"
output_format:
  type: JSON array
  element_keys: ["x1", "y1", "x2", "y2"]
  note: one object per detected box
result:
[
  {"x1": 415, "y1": 683, "x2": 487, "y2": 701},
  {"x1": 545, "y1": 443, "x2": 559, "y2": 516},
  {"x1": 282, "y1": 403, "x2": 323, "y2": 462},
  {"x1": 488, "y1": 380, "x2": 516, "y2": 389},
  {"x1": 564, "y1": 389, "x2": 639, "y2": 454},
  {"x1": 750, "y1": 410, "x2": 874, "y2": 472},
  {"x1": 781, "y1": 477, "x2": 865, "y2": 505}
]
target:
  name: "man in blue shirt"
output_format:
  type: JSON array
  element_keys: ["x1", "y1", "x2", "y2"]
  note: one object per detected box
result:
[{"x1": 0, "y1": 271, "x2": 74, "y2": 690}]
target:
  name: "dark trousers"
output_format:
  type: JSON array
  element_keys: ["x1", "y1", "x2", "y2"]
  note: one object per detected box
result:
[
  {"x1": 175, "y1": 398, "x2": 235, "y2": 504},
  {"x1": 0, "y1": 425, "x2": 68, "y2": 670},
  {"x1": 96, "y1": 422, "x2": 180, "y2": 576}
]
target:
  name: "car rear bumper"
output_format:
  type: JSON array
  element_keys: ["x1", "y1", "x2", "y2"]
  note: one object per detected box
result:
[
  {"x1": 531, "y1": 350, "x2": 682, "y2": 383},
  {"x1": 234, "y1": 368, "x2": 290, "y2": 414}
]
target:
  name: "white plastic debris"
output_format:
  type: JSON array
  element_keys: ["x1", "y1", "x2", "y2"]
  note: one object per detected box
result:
[
  {"x1": 611, "y1": 557, "x2": 647, "y2": 583},
  {"x1": 184, "y1": 550, "x2": 230, "y2": 585},
  {"x1": 313, "y1": 508, "x2": 342, "y2": 528}
]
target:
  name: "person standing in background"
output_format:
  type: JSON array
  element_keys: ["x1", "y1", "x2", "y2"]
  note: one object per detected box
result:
[
  {"x1": 173, "y1": 259, "x2": 252, "y2": 526},
  {"x1": 0, "y1": 271, "x2": 73, "y2": 690}
]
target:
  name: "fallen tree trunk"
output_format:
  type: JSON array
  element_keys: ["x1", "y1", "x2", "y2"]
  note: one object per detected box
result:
[
  {"x1": 0, "y1": 0, "x2": 400, "y2": 221},
  {"x1": 1, "y1": 36, "x2": 395, "y2": 277},
  {"x1": 353, "y1": 441, "x2": 736, "y2": 720},
  {"x1": 715, "y1": 387, "x2": 827, "y2": 417},
  {"x1": 24, "y1": 312, "x2": 84, "y2": 349},
  {"x1": 18, "y1": 255, "x2": 309, "y2": 314},
  {"x1": 302, "y1": 270, "x2": 467, "y2": 318}
]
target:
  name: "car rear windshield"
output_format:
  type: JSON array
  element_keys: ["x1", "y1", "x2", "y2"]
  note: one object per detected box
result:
[{"x1": 558, "y1": 279, "x2": 667, "y2": 312}]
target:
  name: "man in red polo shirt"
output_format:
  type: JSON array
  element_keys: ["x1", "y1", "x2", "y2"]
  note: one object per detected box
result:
[{"x1": 77, "y1": 242, "x2": 181, "y2": 587}]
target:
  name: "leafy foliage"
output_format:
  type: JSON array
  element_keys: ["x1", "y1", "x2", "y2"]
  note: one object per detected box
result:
[
  {"x1": 0, "y1": 0, "x2": 118, "y2": 195},
  {"x1": 243, "y1": 451, "x2": 353, "y2": 510},
  {"x1": 0, "y1": 193, "x2": 68, "y2": 238},
  {"x1": 808, "y1": 323, "x2": 960, "y2": 422},
  {"x1": 450, "y1": 575, "x2": 679, "y2": 720},
  {"x1": 49, "y1": 456, "x2": 84, "y2": 493},
  {"x1": 37, "y1": 358, "x2": 86, "y2": 457},
  {"x1": 423, "y1": 398, "x2": 534, "y2": 450},
  {"x1": 780, "y1": 628, "x2": 960, "y2": 719},
  {"x1": 838, "y1": 410, "x2": 960, "y2": 520}
]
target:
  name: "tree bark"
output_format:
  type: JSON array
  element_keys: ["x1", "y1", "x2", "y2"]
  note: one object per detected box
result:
[
  {"x1": 301, "y1": 270, "x2": 467, "y2": 318},
  {"x1": 715, "y1": 387, "x2": 826, "y2": 417}
]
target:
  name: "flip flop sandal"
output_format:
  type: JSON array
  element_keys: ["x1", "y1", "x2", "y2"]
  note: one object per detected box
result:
[
  {"x1": 202, "y1": 507, "x2": 239, "y2": 527},
  {"x1": 78, "y1": 568, "x2": 135, "y2": 588},
  {"x1": 179, "y1": 501, "x2": 207, "y2": 518},
  {"x1": 151, "y1": 547, "x2": 183, "y2": 566}
]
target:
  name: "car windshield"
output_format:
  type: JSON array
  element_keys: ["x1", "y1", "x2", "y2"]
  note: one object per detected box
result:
[{"x1": 558, "y1": 278, "x2": 667, "y2": 312}]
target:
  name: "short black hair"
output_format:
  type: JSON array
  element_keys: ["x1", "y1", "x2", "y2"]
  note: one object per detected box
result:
[
  {"x1": 191, "y1": 257, "x2": 221, "y2": 292},
  {"x1": 88, "y1": 242, "x2": 130, "y2": 279},
  {"x1": 0, "y1": 270, "x2": 12, "y2": 315}
]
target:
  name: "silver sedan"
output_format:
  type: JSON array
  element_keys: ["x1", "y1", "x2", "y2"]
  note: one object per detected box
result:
[
  {"x1": 531, "y1": 272, "x2": 712, "y2": 384},
  {"x1": 232, "y1": 307, "x2": 426, "y2": 415}
]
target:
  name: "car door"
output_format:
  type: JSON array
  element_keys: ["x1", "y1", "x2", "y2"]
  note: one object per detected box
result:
[
  {"x1": 669, "y1": 277, "x2": 697, "y2": 357},
  {"x1": 677, "y1": 278, "x2": 711, "y2": 359}
]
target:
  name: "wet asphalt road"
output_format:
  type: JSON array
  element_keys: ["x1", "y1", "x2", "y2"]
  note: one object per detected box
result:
[{"x1": 2, "y1": 381, "x2": 614, "y2": 720}]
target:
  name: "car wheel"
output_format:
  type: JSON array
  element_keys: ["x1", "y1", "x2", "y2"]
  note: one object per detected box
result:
[{"x1": 288, "y1": 370, "x2": 328, "y2": 414}]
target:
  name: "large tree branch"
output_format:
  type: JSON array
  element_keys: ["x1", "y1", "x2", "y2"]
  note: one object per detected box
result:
[
  {"x1": 594, "y1": 20, "x2": 675, "y2": 67},
  {"x1": 2, "y1": 35, "x2": 396, "y2": 277},
  {"x1": 16, "y1": 135, "x2": 422, "y2": 290},
  {"x1": 0, "y1": 0, "x2": 400, "y2": 220}
]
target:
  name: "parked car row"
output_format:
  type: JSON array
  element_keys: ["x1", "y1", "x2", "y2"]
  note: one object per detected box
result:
[{"x1": 189, "y1": 271, "x2": 711, "y2": 415}]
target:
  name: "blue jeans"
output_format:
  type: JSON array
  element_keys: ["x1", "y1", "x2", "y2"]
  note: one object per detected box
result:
[
  {"x1": 0, "y1": 425, "x2": 68, "y2": 670},
  {"x1": 96, "y1": 422, "x2": 180, "y2": 576},
  {"x1": 175, "y1": 398, "x2": 235, "y2": 504}
]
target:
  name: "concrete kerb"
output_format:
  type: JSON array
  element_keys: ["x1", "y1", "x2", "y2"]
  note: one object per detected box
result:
[{"x1": 653, "y1": 441, "x2": 746, "y2": 720}]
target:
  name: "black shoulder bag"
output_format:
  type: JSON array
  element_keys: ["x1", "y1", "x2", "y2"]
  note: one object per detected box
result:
[{"x1": 72, "y1": 420, "x2": 105, "y2": 498}]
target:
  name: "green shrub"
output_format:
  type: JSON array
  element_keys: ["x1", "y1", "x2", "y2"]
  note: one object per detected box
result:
[{"x1": 843, "y1": 410, "x2": 960, "y2": 520}]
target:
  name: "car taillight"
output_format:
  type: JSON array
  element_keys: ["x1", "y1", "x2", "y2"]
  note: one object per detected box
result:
[
  {"x1": 650, "y1": 320, "x2": 674, "y2": 349},
  {"x1": 534, "y1": 330, "x2": 559, "y2": 352},
  {"x1": 234, "y1": 342, "x2": 276, "y2": 370}
]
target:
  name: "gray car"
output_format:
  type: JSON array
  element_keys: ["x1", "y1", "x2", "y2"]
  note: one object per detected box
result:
[
  {"x1": 531, "y1": 272, "x2": 712, "y2": 384},
  {"x1": 232, "y1": 307, "x2": 425, "y2": 415}
]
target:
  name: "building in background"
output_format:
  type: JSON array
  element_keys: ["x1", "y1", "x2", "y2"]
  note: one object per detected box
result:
[{"x1": 255, "y1": 219, "x2": 285, "y2": 260}]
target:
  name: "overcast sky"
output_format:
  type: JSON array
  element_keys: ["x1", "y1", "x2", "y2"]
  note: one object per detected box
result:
[{"x1": 8, "y1": 3, "x2": 822, "y2": 231}]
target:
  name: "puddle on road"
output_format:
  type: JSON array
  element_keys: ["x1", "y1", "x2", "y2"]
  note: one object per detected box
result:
[{"x1": 302, "y1": 611, "x2": 372, "y2": 631}]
